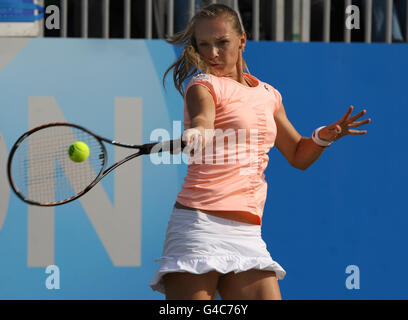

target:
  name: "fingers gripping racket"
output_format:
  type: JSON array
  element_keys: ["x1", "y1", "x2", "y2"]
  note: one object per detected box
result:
[{"x1": 7, "y1": 122, "x2": 184, "y2": 206}]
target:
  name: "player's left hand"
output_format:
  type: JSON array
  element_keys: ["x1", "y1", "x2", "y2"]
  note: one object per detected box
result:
[{"x1": 318, "y1": 105, "x2": 371, "y2": 143}]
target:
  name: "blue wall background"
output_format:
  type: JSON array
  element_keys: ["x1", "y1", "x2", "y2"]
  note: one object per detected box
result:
[{"x1": 0, "y1": 39, "x2": 406, "y2": 299}]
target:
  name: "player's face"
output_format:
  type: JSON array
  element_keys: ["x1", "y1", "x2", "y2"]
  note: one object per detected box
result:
[{"x1": 194, "y1": 16, "x2": 246, "y2": 79}]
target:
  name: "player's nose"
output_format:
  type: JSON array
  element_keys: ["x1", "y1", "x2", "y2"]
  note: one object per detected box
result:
[{"x1": 209, "y1": 46, "x2": 219, "y2": 59}]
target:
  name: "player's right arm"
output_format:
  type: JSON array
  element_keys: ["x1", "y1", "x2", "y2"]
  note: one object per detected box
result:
[{"x1": 183, "y1": 85, "x2": 216, "y2": 149}]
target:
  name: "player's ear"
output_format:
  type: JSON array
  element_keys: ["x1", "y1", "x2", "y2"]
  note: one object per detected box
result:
[{"x1": 239, "y1": 32, "x2": 246, "y2": 51}]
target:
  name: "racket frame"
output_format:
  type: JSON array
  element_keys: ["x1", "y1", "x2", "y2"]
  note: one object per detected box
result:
[{"x1": 7, "y1": 122, "x2": 179, "y2": 207}]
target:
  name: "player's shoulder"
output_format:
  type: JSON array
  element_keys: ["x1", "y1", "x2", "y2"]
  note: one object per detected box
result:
[
  {"x1": 260, "y1": 79, "x2": 281, "y2": 96},
  {"x1": 256, "y1": 78, "x2": 283, "y2": 106},
  {"x1": 258, "y1": 78, "x2": 277, "y2": 91},
  {"x1": 191, "y1": 73, "x2": 222, "y2": 83},
  {"x1": 191, "y1": 73, "x2": 212, "y2": 81},
  {"x1": 186, "y1": 73, "x2": 222, "y2": 104},
  {"x1": 187, "y1": 73, "x2": 221, "y2": 90}
]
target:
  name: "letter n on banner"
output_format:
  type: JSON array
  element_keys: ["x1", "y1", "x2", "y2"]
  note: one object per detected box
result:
[{"x1": 27, "y1": 96, "x2": 142, "y2": 267}]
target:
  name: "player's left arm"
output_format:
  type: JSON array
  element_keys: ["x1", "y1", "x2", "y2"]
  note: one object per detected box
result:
[
  {"x1": 275, "y1": 103, "x2": 371, "y2": 170},
  {"x1": 274, "y1": 102, "x2": 306, "y2": 170}
]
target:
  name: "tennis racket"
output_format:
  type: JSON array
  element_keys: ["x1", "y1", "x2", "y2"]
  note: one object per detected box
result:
[{"x1": 7, "y1": 122, "x2": 184, "y2": 206}]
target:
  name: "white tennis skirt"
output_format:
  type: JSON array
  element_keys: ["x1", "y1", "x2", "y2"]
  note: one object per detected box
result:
[{"x1": 150, "y1": 206, "x2": 286, "y2": 297}]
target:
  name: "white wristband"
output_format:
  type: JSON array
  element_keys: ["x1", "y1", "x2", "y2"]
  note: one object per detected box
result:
[{"x1": 312, "y1": 126, "x2": 332, "y2": 147}]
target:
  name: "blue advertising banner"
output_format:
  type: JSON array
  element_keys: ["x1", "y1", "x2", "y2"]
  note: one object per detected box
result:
[{"x1": 0, "y1": 38, "x2": 407, "y2": 299}]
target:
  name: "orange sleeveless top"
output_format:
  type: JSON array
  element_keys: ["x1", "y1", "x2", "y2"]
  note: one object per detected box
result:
[{"x1": 176, "y1": 73, "x2": 282, "y2": 225}]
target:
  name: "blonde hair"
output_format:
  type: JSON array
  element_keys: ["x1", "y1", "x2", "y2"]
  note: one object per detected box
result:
[{"x1": 163, "y1": 4, "x2": 249, "y2": 97}]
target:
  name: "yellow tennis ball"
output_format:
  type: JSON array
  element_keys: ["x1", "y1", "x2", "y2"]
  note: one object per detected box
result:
[{"x1": 68, "y1": 141, "x2": 90, "y2": 162}]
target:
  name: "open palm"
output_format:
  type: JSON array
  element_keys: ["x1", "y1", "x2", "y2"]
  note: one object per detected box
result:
[{"x1": 318, "y1": 106, "x2": 371, "y2": 142}]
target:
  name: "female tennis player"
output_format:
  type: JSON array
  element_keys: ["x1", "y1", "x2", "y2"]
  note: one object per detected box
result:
[{"x1": 150, "y1": 4, "x2": 371, "y2": 300}]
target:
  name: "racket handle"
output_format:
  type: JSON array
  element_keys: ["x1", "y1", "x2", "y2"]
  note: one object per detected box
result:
[{"x1": 142, "y1": 138, "x2": 186, "y2": 154}]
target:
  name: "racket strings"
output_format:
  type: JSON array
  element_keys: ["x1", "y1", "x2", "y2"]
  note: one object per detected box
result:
[{"x1": 11, "y1": 126, "x2": 105, "y2": 204}]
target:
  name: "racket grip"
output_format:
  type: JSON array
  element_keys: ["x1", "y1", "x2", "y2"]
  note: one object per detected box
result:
[{"x1": 143, "y1": 138, "x2": 186, "y2": 154}]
